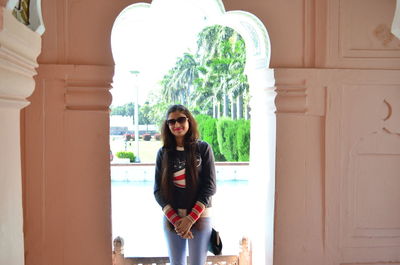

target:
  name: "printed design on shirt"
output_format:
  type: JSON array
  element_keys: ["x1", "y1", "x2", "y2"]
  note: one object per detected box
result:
[
  {"x1": 171, "y1": 151, "x2": 202, "y2": 188},
  {"x1": 173, "y1": 168, "x2": 186, "y2": 188},
  {"x1": 172, "y1": 157, "x2": 186, "y2": 188},
  {"x1": 196, "y1": 154, "x2": 202, "y2": 167}
]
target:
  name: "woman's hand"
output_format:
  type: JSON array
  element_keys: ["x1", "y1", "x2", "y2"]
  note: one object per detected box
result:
[
  {"x1": 175, "y1": 216, "x2": 194, "y2": 238},
  {"x1": 179, "y1": 230, "x2": 194, "y2": 239}
]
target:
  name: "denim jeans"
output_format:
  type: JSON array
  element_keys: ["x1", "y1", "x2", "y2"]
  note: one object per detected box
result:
[{"x1": 164, "y1": 217, "x2": 212, "y2": 265}]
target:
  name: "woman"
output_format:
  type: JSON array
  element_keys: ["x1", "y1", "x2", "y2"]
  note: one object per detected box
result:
[{"x1": 154, "y1": 104, "x2": 217, "y2": 265}]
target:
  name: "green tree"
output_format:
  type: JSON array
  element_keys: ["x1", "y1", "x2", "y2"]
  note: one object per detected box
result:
[
  {"x1": 110, "y1": 105, "x2": 126, "y2": 116},
  {"x1": 124, "y1": 102, "x2": 135, "y2": 118},
  {"x1": 161, "y1": 53, "x2": 201, "y2": 108},
  {"x1": 195, "y1": 26, "x2": 249, "y2": 119},
  {"x1": 139, "y1": 101, "x2": 152, "y2": 131},
  {"x1": 146, "y1": 90, "x2": 170, "y2": 128},
  {"x1": 110, "y1": 102, "x2": 138, "y2": 125},
  {"x1": 160, "y1": 68, "x2": 181, "y2": 104},
  {"x1": 157, "y1": 25, "x2": 249, "y2": 120}
]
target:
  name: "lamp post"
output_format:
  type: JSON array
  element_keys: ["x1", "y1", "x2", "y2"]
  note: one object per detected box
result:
[{"x1": 130, "y1": 70, "x2": 140, "y2": 163}]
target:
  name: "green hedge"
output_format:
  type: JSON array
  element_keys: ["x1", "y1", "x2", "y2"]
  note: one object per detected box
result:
[
  {"x1": 216, "y1": 118, "x2": 238, "y2": 161},
  {"x1": 236, "y1": 119, "x2": 250, "y2": 161},
  {"x1": 196, "y1": 115, "x2": 250, "y2": 162},
  {"x1": 116, "y1": 151, "x2": 136, "y2": 163},
  {"x1": 196, "y1": 115, "x2": 225, "y2": 161}
]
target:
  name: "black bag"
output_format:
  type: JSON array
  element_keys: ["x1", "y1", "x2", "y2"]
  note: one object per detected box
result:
[{"x1": 208, "y1": 228, "x2": 222, "y2": 255}]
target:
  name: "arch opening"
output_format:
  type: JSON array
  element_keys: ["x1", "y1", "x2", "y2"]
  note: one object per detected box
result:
[{"x1": 110, "y1": 0, "x2": 276, "y2": 264}]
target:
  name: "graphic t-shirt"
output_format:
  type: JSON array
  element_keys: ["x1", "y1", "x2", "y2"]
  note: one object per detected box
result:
[{"x1": 171, "y1": 146, "x2": 202, "y2": 189}]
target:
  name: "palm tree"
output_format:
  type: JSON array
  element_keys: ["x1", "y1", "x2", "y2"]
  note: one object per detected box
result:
[
  {"x1": 160, "y1": 68, "x2": 181, "y2": 103},
  {"x1": 158, "y1": 25, "x2": 250, "y2": 119},
  {"x1": 197, "y1": 26, "x2": 232, "y2": 117},
  {"x1": 160, "y1": 53, "x2": 201, "y2": 108},
  {"x1": 172, "y1": 53, "x2": 200, "y2": 106},
  {"x1": 196, "y1": 26, "x2": 249, "y2": 119}
]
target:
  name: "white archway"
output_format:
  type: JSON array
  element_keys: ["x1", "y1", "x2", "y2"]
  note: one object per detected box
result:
[{"x1": 111, "y1": 1, "x2": 276, "y2": 264}]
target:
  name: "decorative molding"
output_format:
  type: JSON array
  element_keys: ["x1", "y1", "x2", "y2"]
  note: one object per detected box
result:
[
  {"x1": 303, "y1": 0, "x2": 316, "y2": 67},
  {"x1": 342, "y1": 94, "x2": 400, "y2": 247},
  {"x1": 342, "y1": 131, "x2": 400, "y2": 251},
  {"x1": 325, "y1": 71, "x2": 400, "y2": 263},
  {"x1": 340, "y1": 0, "x2": 400, "y2": 58},
  {"x1": 315, "y1": 0, "x2": 328, "y2": 67},
  {"x1": 65, "y1": 85, "x2": 112, "y2": 111},
  {"x1": 274, "y1": 68, "x2": 326, "y2": 116},
  {"x1": 0, "y1": 7, "x2": 40, "y2": 109},
  {"x1": 325, "y1": 0, "x2": 400, "y2": 69},
  {"x1": 383, "y1": 96, "x2": 400, "y2": 134},
  {"x1": 275, "y1": 81, "x2": 307, "y2": 114},
  {"x1": 36, "y1": 64, "x2": 113, "y2": 112}
]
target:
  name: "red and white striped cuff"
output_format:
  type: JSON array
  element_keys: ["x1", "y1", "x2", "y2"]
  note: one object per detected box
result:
[
  {"x1": 163, "y1": 205, "x2": 181, "y2": 225},
  {"x1": 187, "y1": 201, "x2": 206, "y2": 223}
]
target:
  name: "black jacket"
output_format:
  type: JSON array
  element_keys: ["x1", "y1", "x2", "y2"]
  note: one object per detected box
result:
[{"x1": 154, "y1": 141, "x2": 216, "y2": 210}]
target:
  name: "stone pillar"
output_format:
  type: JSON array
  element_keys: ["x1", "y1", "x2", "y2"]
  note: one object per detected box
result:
[
  {"x1": 0, "y1": 6, "x2": 41, "y2": 265},
  {"x1": 23, "y1": 64, "x2": 113, "y2": 265},
  {"x1": 273, "y1": 68, "x2": 326, "y2": 265},
  {"x1": 247, "y1": 63, "x2": 276, "y2": 265}
]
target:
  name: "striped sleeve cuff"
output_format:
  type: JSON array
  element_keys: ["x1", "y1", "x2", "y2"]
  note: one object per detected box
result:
[
  {"x1": 163, "y1": 205, "x2": 181, "y2": 225},
  {"x1": 187, "y1": 201, "x2": 206, "y2": 223}
]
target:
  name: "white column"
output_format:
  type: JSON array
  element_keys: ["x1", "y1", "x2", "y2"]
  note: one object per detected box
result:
[
  {"x1": 0, "y1": 7, "x2": 41, "y2": 265},
  {"x1": 247, "y1": 64, "x2": 276, "y2": 265}
]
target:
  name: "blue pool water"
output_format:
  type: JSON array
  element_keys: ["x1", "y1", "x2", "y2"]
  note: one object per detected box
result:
[{"x1": 111, "y1": 180, "x2": 251, "y2": 257}]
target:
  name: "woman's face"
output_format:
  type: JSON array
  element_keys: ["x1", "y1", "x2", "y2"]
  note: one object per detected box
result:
[{"x1": 167, "y1": 111, "x2": 189, "y2": 139}]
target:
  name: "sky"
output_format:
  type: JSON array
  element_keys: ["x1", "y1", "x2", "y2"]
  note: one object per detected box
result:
[{"x1": 110, "y1": 1, "x2": 210, "y2": 107}]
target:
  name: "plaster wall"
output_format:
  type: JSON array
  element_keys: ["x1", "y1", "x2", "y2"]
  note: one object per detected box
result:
[{"x1": 19, "y1": 0, "x2": 400, "y2": 265}]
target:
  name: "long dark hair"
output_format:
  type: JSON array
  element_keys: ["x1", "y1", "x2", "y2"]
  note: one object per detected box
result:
[{"x1": 160, "y1": 104, "x2": 199, "y2": 208}]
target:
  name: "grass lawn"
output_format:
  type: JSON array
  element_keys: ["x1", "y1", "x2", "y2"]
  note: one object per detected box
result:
[{"x1": 110, "y1": 136, "x2": 162, "y2": 163}]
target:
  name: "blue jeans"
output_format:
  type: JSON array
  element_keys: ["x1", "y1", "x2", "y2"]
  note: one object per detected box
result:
[{"x1": 164, "y1": 217, "x2": 212, "y2": 265}]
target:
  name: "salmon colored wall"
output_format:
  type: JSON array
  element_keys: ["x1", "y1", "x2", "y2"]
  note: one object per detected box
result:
[
  {"x1": 213, "y1": 0, "x2": 318, "y2": 68},
  {"x1": 23, "y1": 65, "x2": 113, "y2": 265},
  {"x1": 20, "y1": 0, "x2": 400, "y2": 265},
  {"x1": 37, "y1": 0, "x2": 150, "y2": 65}
]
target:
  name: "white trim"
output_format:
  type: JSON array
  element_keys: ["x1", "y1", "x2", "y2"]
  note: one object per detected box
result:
[{"x1": 392, "y1": 0, "x2": 400, "y2": 39}]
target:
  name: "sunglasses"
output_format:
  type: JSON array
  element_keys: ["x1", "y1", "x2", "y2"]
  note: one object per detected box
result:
[{"x1": 166, "y1": 117, "x2": 188, "y2": 126}]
